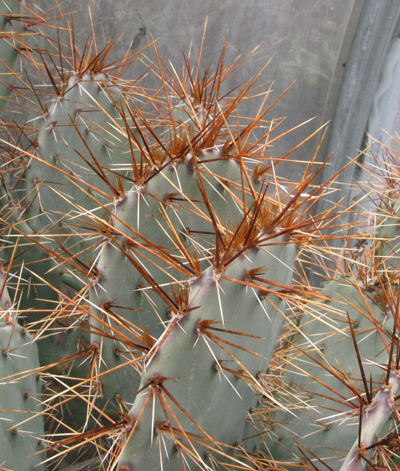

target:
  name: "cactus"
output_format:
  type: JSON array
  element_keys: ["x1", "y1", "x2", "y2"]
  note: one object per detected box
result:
[
  {"x1": 5, "y1": 68, "x2": 135, "y2": 368},
  {"x1": 4, "y1": 3, "x2": 400, "y2": 471},
  {"x1": 0, "y1": 0, "x2": 22, "y2": 112},
  {"x1": 0, "y1": 269, "x2": 45, "y2": 470},
  {"x1": 261, "y1": 276, "x2": 391, "y2": 469},
  {"x1": 259, "y1": 145, "x2": 400, "y2": 471},
  {"x1": 0, "y1": 4, "x2": 345, "y2": 469}
]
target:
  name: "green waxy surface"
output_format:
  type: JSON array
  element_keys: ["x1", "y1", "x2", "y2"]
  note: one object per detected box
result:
[
  {"x1": 0, "y1": 326, "x2": 45, "y2": 471},
  {"x1": 0, "y1": 22, "x2": 332, "y2": 469},
  {"x1": 86, "y1": 144, "x2": 276, "y2": 412},
  {"x1": 264, "y1": 278, "x2": 390, "y2": 470},
  {"x1": 115, "y1": 240, "x2": 298, "y2": 470},
  {"x1": 0, "y1": 272, "x2": 45, "y2": 470},
  {"x1": 2, "y1": 72, "x2": 134, "y2": 368},
  {"x1": 6, "y1": 72, "x2": 135, "y2": 312},
  {"x1": 0, "y1": 0, "x2": 21, "y2": 112}
]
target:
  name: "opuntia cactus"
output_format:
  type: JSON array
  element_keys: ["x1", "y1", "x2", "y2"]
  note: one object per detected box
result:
[
  {"x1": 261, "y1": 147, "x2": 400, "y2": 471},
  {"x1": 0, "y1": 269, "x2": 45, "y2": 470},
  {"x1": 0, "y1": 0, "x2": 22, "y2": 112},
  {"x1": 3, "y1": 3, "x2": 398, "y2": 471},
  {"x1": 0, "y1": 6, "x2": 340, "y2": 469}
]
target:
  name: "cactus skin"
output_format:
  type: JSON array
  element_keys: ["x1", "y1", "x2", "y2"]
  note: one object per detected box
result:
[
  {"x1": 0, "y1": 70, "x2": 137, "y2": 434},
  {"x1": 114, "y1": 243, "x2": 297, "y2": 470},
  {"x1": 340, "y1": 371, "x2": 400, "y2": 471},
  {"x1": 263, "y1": 277, "x2": 394, "y2": 469},
  {"x1": 2, "y1": 70, "x2": 135, "y2": 370},
  {"x1": 260, "y1": 183, "x2": 400, "y2": 471},
  {"x1": 0, "y1": 270, "x2": 45, "y2": 471},
  {"x1": 0, "y1": 0, "x2": 21, "y2": 111},
  {"x1": 0, "y1": 6, "x2": 365, "y2": 470},
  {"x1": 24, "y1": 72, "x2": 133, "y2": 235},
  {"x1": 64, "y1": 61, "x2": 313, "y2": 466},
  {"x1": 86, "y1": 141, "x2": 270, "y2": 407},
  {"x1": 10, "y1": 71, "x2": 133, "y2": 301},
  {"x1": 0, "y1": 31, "x2": 328, "y2": 468}
]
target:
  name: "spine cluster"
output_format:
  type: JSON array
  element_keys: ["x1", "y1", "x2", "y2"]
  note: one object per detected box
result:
[{"x1": 1, "y1": 2, "x2": 400, "y2": 471}]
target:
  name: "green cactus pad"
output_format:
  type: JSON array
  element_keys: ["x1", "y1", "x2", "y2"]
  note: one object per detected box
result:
[
  {"x1": 263, "y1": 277, "x2": 392, "y2": 470},
  {"x1": 116, "y1": 241, "x2": 298, "y2": 470},
  {"x1": 0, "y1": 0, "x2": 21, "y2": 112},
  {"x1": 0, "y1": 271, "x2": 45, "y2": 470}
]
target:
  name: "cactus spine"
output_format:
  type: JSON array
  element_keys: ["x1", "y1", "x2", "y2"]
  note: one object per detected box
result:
[
  {"x1": 0, "y1": 0, "x2": 22, "y2": 111},
  {"x1": 261, "y1": 146, "x2": 400, "y2": 471},
  {"x1": 3, "y1": 3, "x2": 400, "y2": 471},
  {"x1": 0, "y1": 6, "x2": 336, "y2": 468},
  {"x1": 0, "y1": 269, "x2": 45, "y2": 470}
]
